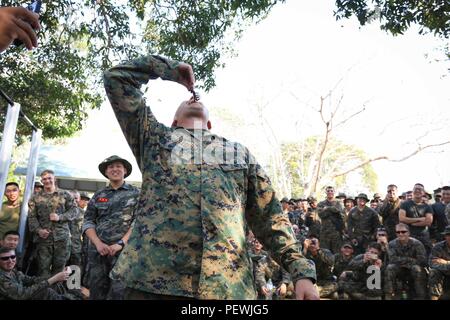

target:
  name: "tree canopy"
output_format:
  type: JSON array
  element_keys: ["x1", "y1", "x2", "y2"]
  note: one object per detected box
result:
[
  {"x1": 334, "y1": 0, "x2": 449, "y2": 38},
  {"x1": 0, "y1": 0, "x2": 284, "y2": 141}
]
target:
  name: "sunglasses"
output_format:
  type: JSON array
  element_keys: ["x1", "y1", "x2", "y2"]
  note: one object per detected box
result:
[
  {"x1": 396, "y1": 230, "x2": 408, "y2": 234},
  {"x1": 0, "y1": 255, "x2": 16, "y2": 261}
]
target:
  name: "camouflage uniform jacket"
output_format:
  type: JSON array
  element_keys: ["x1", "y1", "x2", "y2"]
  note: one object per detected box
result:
[
  {"x1": 318, "y1": 199, "x2": 345, "y2": 235},
  {"x1": 305, "y1": 249, "x2": 335, "y2": 282},
  {"x1": 429, "y1": 240, "x2": 450, "y2": 272},
  {"x1": 333, "y1": 253, "x2": 353, "y2": 278},
  {"x1": 305, "y1": 207, "x2": 321, "y2": 237},
  {"x1": 82, "y1": 183, "x2": 139, "y2": 245},
  {"x1": 387, "y1": 238, "x2": 427, "y2": 268},
  {"x1": 28, "y1": 189, "x2": 77, "y2": 242},
  {"x1": 69, "y1": 207, "x2": 85, "y2": 253},
  {"x1": 378, "y1": 199, "x2": 401, "y2": 240},
  {"x1": 0, "y1": 269, "x2": 49, "y2": 300},
  {"x1": 347, "y1": 206, "x2": 381, "y2": 242},
  {"x1": 346, "y1": 254, "x2": 379, "y2": 282},
  {"x1": 104, "y1": 54, "x2": 316, "y2": 299}
]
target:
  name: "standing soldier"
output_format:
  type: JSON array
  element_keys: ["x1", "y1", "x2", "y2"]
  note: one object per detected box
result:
[
  {"x1": 67, "y1": 191, "x2": 90, "y2": 269},
  {"x1": 399, "y1": 183, "x2": 433, "y2": 255},
  {"x1": 318, "y1": 186, "x2": 345, "y2": 254},
  {"x1": 28, "y1": 170, "x2": 77, "y2": 277},
  {"x1": 103, "y1": 53, "x2": 318, "y2": 300},
  {"x1": 347, "y1": 193, "x2": 381, "y2": 255},
  {"x1": 82, "y1": 156, "x2": 139, "y2": 300},
  {"x1": 430, "y1": 186, "x2": 449, "y2": 243},
  {"x1": 305, "y1": 196, "x2": 321, "y2": 238},
  {"x1": 378, "y1": 184, "x2": 401, "y2": 241}
]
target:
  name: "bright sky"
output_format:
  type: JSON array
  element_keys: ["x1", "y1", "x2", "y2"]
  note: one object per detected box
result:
[{"x1": 56, "y1": 0, "x2": 449, "y2": 194}]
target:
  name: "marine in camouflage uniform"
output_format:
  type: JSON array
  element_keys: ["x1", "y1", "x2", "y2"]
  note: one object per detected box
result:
[
  {"x1": 318, "y1": 189, "x2": 345, "y2": 254},
  {"x1": 339, "y1": 244, "x2": 384, "y2": 300},
  {"x1": 378, "y1": 198, "x2": 401, "y2": 242},
  {"x1": 305, "y1": 204, "x2": 321, "y2": 238},
  {"x1": 254, "y1": 252, "x2": 294, "y2": 300},
  {"x1": 104, "y1": 54, "x2": 317, "y2": 299},
  {"x1": 28, "y1": 171, "x2": 77, "y2": 278},
  {"x1": 428, "y1": 226, "x2": 450, "y2": 300},
  {"x1": 385, "y1": 226, "x2": 427, "y2": 300},
  {"x1": 304, "y1": 237, "x2": 337, "y2": 299},
  {"x1": 67, "y1": 191, "x2": 84, "y2": 268},
  {"x1": 82, "y1": 156, "x2": 140, "y2": 300},
  {"x1": 347, "y1": 193, "x2": 381, "y2": 255}
]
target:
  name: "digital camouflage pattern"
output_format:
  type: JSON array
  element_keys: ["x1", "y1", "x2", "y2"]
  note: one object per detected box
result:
[
  {"x1": 104, "y1": 54, "x2": 316, "y2": 299},
  {"x1": 82, "y1": 183, "x2": 139, "y2": 245},
  {"x1": 69, "y1": 207, "x2": 84, "y2": 265},
  {"x1": 385, "y1": 238, "x2": 427, "y2": 298},
  {"x1": 339, "y1": 254, "x2": 383, "y2": 299},
  {"x1": 305, "y1": 248, "x2": 337, "y2": 298},
  {"x1": 333, "y1": 252, "x2": 353, "y2": 278},
  {"x1": 28, "y1": 189, "x2": 77, "y2": 277},
  {"x1": 0, "y1": 269, "x2": 49, "y2": 300},
  {"x1": 318, "y1": 199, "x2": 344, "y2": 253},
  {"x1": 428, "y1": 240, "x2": 450, "y2": 298},
  {"x1": 82, "y1": 183, "x2": 139, "y2": 300},
  {"x1": 347, "y1": 206, "x2": 381, "y2": 252}
]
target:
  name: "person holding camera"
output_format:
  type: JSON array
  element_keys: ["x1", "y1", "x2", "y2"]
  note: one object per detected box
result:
[
  {"x1": 303, "y1": 236, "x2": 337, "y2": 299},
  {"x1": 384, "y1": 223, "x2": 427, "y2": 300},
  {"x1": 339, "y1": 242, "x2": 383, "y2": 300},
  {"x1": 0, "y1": 247, "x2": 72, "y2": 300},
  {"x1": 0, "y1": 6, "x2": 40, "y2": 52}
]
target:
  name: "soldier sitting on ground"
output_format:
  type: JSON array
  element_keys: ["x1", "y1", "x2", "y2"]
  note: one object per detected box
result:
[
  {"x1": 254, "y1": 239, "x2": 294, "y2": 300},
  {"x1": 0, "y1": 247, "x2": 73, "y2": 300},
  {"x1": 384, "y1": 223, "x2": 427, "y2": 300},
  {"x1": 339, "y1": 242, "x2": 384, "y2": 300},
  {"x1": 429, "y1": 225, "x2": 450, "y2": 300},
  {"x1": 303, "y1": 236, "x2": 338, "y2": 299}
]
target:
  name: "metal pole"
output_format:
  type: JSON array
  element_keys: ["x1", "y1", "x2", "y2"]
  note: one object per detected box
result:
[
  {"x1": 17, "y1": 129, "x2": 42, "y2": 254},
  {"x1": 0, "y1": 103, "x2": 21, "y2": 199}
]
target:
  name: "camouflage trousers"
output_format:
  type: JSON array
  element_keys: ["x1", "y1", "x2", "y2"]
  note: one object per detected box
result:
[
  {"x1": 317, "y1": 280, "x2": 338, "y2": 299},
  {"x1": 428, "y1": 269, "x2": 450, "y2": 299},
  {"x1": 319, "y1": 232, "x2": 342, "y2": 254},
  {"x1": 36, "y1": 238, "x2": 71, "y2": 278},
  {"x1": 87, "y1": 244, "x2": 126, "y2": 300},
  {"x1": 384, "y1": 264, "x2": 427, "y2": 299},
  {"x1": 124, "y1": 287, "x2": 196, "y2": 300}
]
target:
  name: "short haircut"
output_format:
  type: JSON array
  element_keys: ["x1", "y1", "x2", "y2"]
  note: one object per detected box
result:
[
  {"x1": 395, "y1": 223, "x2": 410, "y2": 231},
  {"x1": 0, "y1": 247, "x2": 14, "y2": 255},
  {"x1": 40, "y1": 169, "x2": 55, "y2": 177},
  {"x1": 442, "y1": 186, "x2": 450, "y2": 191},
  {"x1": 3, "y1": 231, "x2": 20, "y2": 239},
  {"x1": 368, "y1": 242, "x2": 382, "y2": 252},
  {"x1": 5, "y1": 182, "x2": 19, "y2": 189},
  {"x1": 325, "y1": 186, "x2": 334, "y2": 191},
  {"x1": 414, "y1": 183, "x2": 424, "y2": 189},
  {"x1": 387, "y1": 184, "x2": 397, "y2": 189}
]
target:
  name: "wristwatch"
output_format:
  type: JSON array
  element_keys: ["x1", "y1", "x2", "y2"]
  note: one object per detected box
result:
[{"x1": 117, "y1": 240, "x2": 125, "y2": 248}]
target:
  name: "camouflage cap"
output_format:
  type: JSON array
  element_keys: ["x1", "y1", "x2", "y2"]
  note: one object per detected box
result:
[
  {"x1": 98, "y1": 155, "x2": 132, "y2": 178},
  {"x1": 280, "y1": 197, "x2": 289, "y2": 203},
  {"x1": 341, "y1": 242, "x2": 354, "y2": 249},
  {"x1": 79, "y1": 191, "x2": 91, "y2": 200},
  {"x1": 373, "y1": 193, "x2": 382, "y2": 199},
  {"x1": 307, "y1": 196, "x2": 317, "y2": 203}
]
